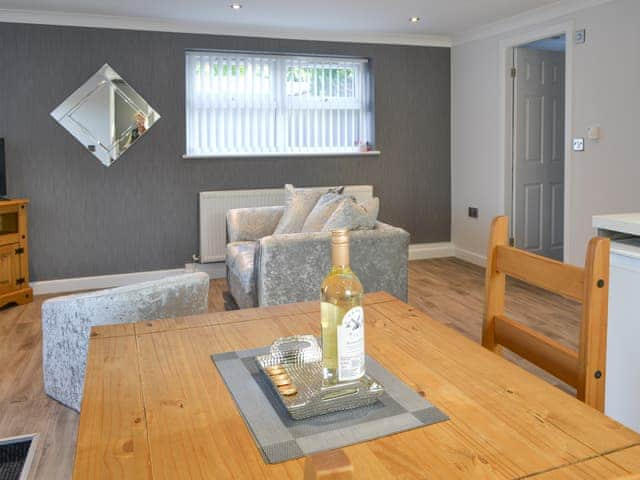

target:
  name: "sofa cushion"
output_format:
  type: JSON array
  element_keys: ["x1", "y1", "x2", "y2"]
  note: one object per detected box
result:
[
  {"x1": 361, "y1": 197, "x2": 380, "y2": 223},
  {"x1": 273, "y1": 184, "x2": 323, "y2": 234},
  {"x1": 226, "y1": 241, "x2": 258, "y2": 309},
  {"x1": 301, "y1": 192, "x2": 347, "y2": 233},
  {"x1": 227, "y1": 205, "x2": 285, "y2": 242},
  {"x1": 274, "y1": 184, "x2": 344, "y2": 234},
  {"x1": 322, "y1": 197, "x2": 379, "y2": 232}
]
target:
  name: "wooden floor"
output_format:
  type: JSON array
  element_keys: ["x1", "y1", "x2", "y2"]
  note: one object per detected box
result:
[{"x1": 0, "y1": 258, "x2": 581, "y2": 479}]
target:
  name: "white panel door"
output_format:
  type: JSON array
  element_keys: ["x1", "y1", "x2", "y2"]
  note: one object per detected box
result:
[{"x1": 513, "y1": 47, "x2": 565, "y2": 260}]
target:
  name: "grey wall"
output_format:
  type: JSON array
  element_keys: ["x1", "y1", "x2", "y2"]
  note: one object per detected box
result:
[{"x1": 0, "y1": 22, "x2": 450, "y2": 281}]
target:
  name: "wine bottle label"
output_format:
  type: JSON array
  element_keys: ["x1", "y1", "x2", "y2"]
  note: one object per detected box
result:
[{"x1": 337, "y1": 306, "x2": 365, "y2": 381}]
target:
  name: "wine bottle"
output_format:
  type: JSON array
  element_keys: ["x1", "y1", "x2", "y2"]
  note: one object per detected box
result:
[{"x1": 321, "y1": 229, "x2": 365, "y2": 386}]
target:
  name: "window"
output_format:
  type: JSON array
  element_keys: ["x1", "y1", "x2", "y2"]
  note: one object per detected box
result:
[{"x1": 185, "y1": 51, "x2": 372, "y2": 156}]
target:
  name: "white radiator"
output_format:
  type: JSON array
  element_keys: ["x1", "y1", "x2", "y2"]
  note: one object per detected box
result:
[{"x1": 199, "y1": 185, "x2": 373, "y2": 263}]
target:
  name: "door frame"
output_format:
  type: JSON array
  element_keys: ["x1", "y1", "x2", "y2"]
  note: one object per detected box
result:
[{"x1": 497, "y1": 21, "x2": 574, "y2": 263}]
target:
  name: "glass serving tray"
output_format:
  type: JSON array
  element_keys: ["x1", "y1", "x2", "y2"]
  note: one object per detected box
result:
[{"x1": 255, "y1": 335, "x2": 384, "y2": 420}]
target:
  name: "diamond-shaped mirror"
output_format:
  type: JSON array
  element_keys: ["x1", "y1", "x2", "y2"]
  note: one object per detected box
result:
[{"x1": 51, "y1": 64, "x2": 161, "y2": 166}]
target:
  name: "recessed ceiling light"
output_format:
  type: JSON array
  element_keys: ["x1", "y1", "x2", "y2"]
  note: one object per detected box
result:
[
  {"x1": 410, "y1": 16, "x2": 420, "y2": 23},
  {"x1": 230, "y1": 3, "x2": 242, "y2": 10}
]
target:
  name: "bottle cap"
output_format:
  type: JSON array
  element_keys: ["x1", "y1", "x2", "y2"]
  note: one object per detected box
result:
[
  {"x1": 330, "y1": 229, "x2": 350, "y2": 266},
  {"x1": 331, "y1": 229, "x2": 349, "y2": 246}
]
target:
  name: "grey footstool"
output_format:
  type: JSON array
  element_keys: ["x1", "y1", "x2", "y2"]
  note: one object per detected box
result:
[{"x1": 42, "y1": 272, "x2": 210, "y2": 411}]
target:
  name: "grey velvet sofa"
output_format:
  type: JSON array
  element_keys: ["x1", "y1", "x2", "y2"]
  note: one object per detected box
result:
[
  {"x1": 42, "y1": 272, "x2": 210, "y2": 411},
  {"x1": 226, "y1": 206, "x2": 409, "y2": 308}
]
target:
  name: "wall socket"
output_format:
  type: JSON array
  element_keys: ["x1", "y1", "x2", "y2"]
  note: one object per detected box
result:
[{"x1": 468, "y1": 207, "x2": 479, "y2": 218}]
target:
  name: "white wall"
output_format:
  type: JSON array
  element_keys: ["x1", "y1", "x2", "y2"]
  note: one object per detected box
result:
[{"x1": 452, "y1": 0, "x2": 640, "y2": 265}]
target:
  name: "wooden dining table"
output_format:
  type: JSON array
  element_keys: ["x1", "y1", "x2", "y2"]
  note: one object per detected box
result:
[{"x1": 74, "y1": 292, "x2": 640, "y2": 479}]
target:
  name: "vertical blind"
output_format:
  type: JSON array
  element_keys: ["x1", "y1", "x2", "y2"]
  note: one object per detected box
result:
[{"x1": 186, "y1": 51, "x2": 371, "y2": 156}]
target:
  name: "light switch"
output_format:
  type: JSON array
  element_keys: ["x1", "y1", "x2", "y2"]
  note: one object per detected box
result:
[
  {"x1": 573, "y1": 138, "x2": 585, "y2": 152},
  {"x1": 588, "y1": 126, "x2": 601, "y2": 141}
]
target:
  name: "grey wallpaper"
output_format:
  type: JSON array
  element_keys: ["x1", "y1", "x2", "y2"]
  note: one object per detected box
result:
[{"x1": 0, "y1": 22, "x2": 450, "y2": 281}]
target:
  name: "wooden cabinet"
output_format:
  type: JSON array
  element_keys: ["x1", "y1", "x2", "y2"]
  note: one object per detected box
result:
[{"x1": 0, "y1": 199, "x2": 32, "y2": 307}]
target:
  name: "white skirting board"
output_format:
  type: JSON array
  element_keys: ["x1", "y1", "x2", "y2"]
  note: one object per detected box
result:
[
  {"x1": 31, "y1": 268, "x2": 187, "y2": 295},
  {"x1": 31, "y1": 242, "x2": 462, "y2": 295},
  {"x1": 408, "y1": 242, "x2": 455, "y2": 260},
  {"x1": 191, "y1": 262, "x2": 227, "y2": 279},
  {"x1": 454, "y1": 247, "x2": 487, "y2": 267}
]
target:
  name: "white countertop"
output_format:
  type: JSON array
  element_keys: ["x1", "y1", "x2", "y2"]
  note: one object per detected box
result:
[
  {"x1": 610, "y1": 238, "x2": 640, "y2": 260},
  {"x1": 593, "y1": 213, "x2": 640, "y2": 237}
]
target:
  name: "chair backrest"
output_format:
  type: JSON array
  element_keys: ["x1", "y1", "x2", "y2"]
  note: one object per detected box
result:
[{"x1": 483, "y1": 216, "x2": 610, "y2": 411}]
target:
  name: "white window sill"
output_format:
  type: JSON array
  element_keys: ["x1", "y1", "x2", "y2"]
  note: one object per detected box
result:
[{"x1": 182, "y1": 151, "x2": 381, "y2": 159}]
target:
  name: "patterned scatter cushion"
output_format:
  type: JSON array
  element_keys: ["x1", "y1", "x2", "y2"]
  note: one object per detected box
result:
[
  {"x1": 322, "y1": 197, "x2": 380, "y2": 232},
  {"x1": 360, "y1": 197, "x2": 380, "y2": 224},
  {"x1": 301, "y1": 192, "x2": 348, "y2": 233},
  {"x1": 274, "y1": 184, "x2": 344, "y2": 234}
]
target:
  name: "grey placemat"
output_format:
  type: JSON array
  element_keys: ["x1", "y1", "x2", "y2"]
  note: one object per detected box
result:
[{"x1": 212, "y1": 346, "x2": 449, "y2": 464}]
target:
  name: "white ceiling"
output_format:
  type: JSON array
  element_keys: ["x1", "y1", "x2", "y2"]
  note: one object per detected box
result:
[{"x1": 0, "y1": 0, "x2": 573, "y2": 45}]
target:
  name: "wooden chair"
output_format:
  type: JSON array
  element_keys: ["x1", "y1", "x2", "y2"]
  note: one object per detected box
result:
[{"x1": 483, "y1": 216, "x2": 610, "y2": 411}]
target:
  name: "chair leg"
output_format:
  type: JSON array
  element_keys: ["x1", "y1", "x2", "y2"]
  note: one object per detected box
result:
[{"x1": 304, "y1": 449, "x2": 353, "y2": 480}]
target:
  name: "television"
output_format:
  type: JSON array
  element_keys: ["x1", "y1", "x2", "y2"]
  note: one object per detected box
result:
[{"x1": 0, "y1": 138, "x2": 5, "y2": 198}]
